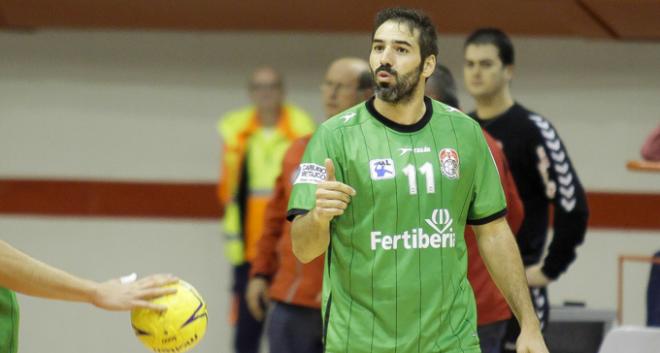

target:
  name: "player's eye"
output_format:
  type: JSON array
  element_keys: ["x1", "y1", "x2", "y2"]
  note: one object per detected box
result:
[
  {"x1": 373, "y1": 44, "x2": 384, "y2": 52},
  {"x1": 396, "y1": 47, "x2": 409, "y2": 54}
]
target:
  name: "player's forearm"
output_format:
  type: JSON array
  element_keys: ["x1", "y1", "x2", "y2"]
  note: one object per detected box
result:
[
  {"x1": 474, "y1": 219, "x2": 540, "y2": 330},
  {"x1": 290, "y1": 211, "x2": 330, "y2": 264},
  {"x1": 0, "y1": 240, "x2": 98, "y2": 304}
]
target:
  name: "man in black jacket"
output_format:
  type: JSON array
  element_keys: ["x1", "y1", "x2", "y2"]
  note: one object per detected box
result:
[{"x1": 463, "y1": 28, "x2": 589, "y2": 353}]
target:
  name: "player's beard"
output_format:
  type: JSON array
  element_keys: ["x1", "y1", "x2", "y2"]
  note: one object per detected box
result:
[{"x1": 373, "y1": 64, "x2": 422, "y2": 104}]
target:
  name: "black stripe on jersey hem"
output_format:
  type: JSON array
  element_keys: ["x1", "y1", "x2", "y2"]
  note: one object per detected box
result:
[
  {"x1": 286, "y1": 208, "x2": 309, "y2": 222},
  {"x1": 466, "y1": 208, "x2": 508, "y2": 225},
  {"x1": 365, "y1": 96, "x2": 433, "y2": 133}
]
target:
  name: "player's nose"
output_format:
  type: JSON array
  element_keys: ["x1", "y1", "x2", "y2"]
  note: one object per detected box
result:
[{"x1": 379, "y1": 47, "x2": 395, "y2": 66}]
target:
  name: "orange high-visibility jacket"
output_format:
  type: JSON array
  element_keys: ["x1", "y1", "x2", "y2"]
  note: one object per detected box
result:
[{"x1": 217, "y1": 104, "x2": 314, "y2": 264}]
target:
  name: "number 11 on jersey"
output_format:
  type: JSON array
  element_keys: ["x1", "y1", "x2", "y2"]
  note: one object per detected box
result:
[{"x1": 402, "y1": 162, "x2": 435, "y2": 195}]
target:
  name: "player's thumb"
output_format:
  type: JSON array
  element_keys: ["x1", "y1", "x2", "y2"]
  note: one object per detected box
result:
[{"x1": 325, "y1": 158, "x2": 336, "y2": 181}]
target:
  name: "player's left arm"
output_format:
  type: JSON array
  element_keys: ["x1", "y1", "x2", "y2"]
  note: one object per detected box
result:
[
  {"x1": 473, "y1": 219, "x2": 549, "y2": 353},
  {"x1": 468, "y1": 125, "x2": 548, "y2": 352},
  {"x1": 527, "y1": 116, "x2": 589, "y2": 285},
  {"x1": 0, "y1": 240, "x2": 177, "y2": 311}
]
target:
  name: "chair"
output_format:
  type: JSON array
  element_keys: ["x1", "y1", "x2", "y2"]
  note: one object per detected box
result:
[{"x1": 598, "y1": 326, "x2": 660, "y2": 353}]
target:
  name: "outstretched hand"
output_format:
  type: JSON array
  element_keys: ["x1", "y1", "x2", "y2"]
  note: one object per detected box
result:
[{"x1": 91, "y1": 274, "x2": 178, "y2": 311}]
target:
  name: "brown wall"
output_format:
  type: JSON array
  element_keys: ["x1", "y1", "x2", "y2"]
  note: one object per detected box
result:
[{"x1": 1, "y1": 178, "x2": 658, "y2": 230}]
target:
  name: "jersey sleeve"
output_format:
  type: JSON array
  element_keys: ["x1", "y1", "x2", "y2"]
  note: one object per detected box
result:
[
  {"x1": 528, "y1": 115, "x2": 588, "y2": 279},
  {"x1": 286, "y1": 125, "x2": 343, "y2": 221},
  {"x1": 467, "y1": 127, "x2": 508, "y2": 225}
]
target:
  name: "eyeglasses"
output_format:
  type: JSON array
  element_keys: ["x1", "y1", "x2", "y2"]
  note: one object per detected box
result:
[{"x1": 320, "y1": 81, "x2": 360, "y2": 94}]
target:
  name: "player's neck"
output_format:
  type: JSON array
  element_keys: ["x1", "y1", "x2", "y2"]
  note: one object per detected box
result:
[
  {"x1": 373, "y1": 89, "x2": 427, "y2": 126},
  {"x1": 474, "y1": 88, "x2": 514, "y2": 120}
]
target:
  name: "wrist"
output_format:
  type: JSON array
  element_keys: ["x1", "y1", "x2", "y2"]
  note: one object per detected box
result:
[
  {"x1": 519, "y1": 317, "x2": 542, "y2": 333},
  {"x1": 84, "y1": 280, "x2": 101, "y2": 306}
]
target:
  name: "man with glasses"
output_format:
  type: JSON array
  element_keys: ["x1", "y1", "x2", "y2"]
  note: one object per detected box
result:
[
  {"x1": 245, "y1": 58, "x2": 373, "y2": 353},
  {"x1": 216, "y1": 66, "x2": 314, "y2": 353}
]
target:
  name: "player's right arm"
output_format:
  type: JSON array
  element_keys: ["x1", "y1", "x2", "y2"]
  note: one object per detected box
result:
[
  {"x1": 0, "y1": 240, "x2": 177, "y2": 311},
  {"x1": 291, "y1": 159, "x2": 355, "y2": 263}
]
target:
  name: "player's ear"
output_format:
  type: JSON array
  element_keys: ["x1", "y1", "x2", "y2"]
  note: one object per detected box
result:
[
  {"x1": 422, "y1": 55, "x2": 436, "y2": 79},
  {"x1": 504, "y1": 64, "x2": 514, "y2": 82}
]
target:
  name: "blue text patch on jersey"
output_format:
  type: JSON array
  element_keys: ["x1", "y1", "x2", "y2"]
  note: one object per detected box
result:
[
  {"x1": 294, "y1": 163, "x2": 326, "y2": 184},
  {"x1": 369, "y1": 159, "x2": 395, "y2": 180}
]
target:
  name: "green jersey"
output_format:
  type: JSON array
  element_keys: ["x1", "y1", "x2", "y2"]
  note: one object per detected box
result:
[
  {"x1": 288, "y1": 97, "x2": 506, "y2": 353},
  {"x1": 0, "y1": 288, "x2": 19, "y2": 353}
]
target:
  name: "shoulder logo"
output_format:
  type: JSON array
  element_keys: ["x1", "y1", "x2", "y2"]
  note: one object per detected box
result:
[
  {"x1": 341, "y1": 112, "x2": 356, "y2": 123},
  {"x1": 293, "y1": 163, "x2": 327, "y2": 184},
  {"x1": 439, "y1": 148, "x2": 460, "y2": 179},
  {"x1": 369, "y1": 159, "x2": 395, "y2": 180}
]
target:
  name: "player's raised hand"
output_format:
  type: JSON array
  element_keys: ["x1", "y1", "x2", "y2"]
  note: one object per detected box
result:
[
  {"x1": 312, "y1": 159, "x2": 356, "y2": 224},
  {"x1": 91, "y1": 273, "x2": 178, "y2": 312}
]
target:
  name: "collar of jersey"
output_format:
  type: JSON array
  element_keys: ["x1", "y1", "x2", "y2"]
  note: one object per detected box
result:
[{"x1": 365, "y1": 96, "x2": 433, "y2": 133}]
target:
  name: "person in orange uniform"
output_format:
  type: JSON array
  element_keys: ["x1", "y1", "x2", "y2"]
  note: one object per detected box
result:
[
  {"x1": 425, "y1": 64, "x2": 524, "y2": 353},
  {"x1": 245, "y1": 58, "x2": 373, "y2": 353},
  {"x1": 216, "y1": 66, "x2": 315, "y2": 353}
]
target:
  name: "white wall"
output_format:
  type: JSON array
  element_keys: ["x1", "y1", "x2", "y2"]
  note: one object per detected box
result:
[
  {"x1": 0, "y1": 30, "x2": 659, "y2": 352},
  {"x1": 1, "y1": 30, "x2": 659, "y2": 189}
]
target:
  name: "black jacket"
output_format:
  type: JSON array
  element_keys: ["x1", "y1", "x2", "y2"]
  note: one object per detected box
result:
[{"x1": 471, "y1": 103, "x2": 589, "y2": 280}]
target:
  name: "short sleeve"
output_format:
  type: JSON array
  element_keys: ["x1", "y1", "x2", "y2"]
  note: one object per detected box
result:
[
  {"x1": 286, "y1": 125, "x2": 342, "y2": 221},
  {"x1": 467, "y1": 128, "x2": 507, "y2": 225}
]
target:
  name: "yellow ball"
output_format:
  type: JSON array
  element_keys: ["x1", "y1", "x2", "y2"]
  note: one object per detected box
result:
[{"x1": 131, "y1": 280, "x2": 208, "y2": 353}]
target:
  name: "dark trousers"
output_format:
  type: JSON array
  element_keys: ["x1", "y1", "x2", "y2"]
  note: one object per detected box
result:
[
  {"x1": 233, "y1": 263, "x2": 264, "y2": 353},
  {"x1": 502, "y1": 287, "x2": 549, "y2": 353},
  {"x1": 266, "y1": 302, "x2": 323, "y2": 353},
  {"x1": 478, "y1": 320, "x2": 508, "y2": 353}
]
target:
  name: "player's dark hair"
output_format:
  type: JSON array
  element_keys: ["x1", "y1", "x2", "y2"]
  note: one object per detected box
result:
[
  {"x1": 427, "y1": 64, "x2": 459, "y2": 109},
  {"x1": 357, "y1": 69, "x2": 374, "y2": 91},
  {"x1": 464, "y1": 28, "x2": 514, "y2": 66},
  {"x1": 372, "y1": 8, "x2": 439, "y2": 64}
]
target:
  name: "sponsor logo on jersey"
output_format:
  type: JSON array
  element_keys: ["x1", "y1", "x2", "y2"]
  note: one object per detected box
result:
[
  {"x1": 370, "y1": 208, "x2": 456, "y2": 251},
  {"x1": 369, "y1": 159, "x2": 395, "y2": 180},
  {"x1": 293, "y1": 163, "x2": 326, "y2": 184},
  {"x1": 439, "y1": 148, "x2": 460, "y2": 179},
  {"x1": 398, "y1": 146, "x2": 431, "y2": 156}
]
